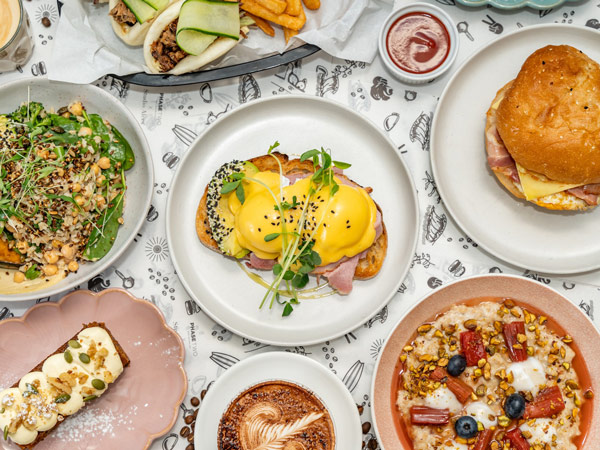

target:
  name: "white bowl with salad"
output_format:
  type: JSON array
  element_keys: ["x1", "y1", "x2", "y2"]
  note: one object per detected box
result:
[{"x1": 0, "y1": 78, "x2": 153, "y2": 301}]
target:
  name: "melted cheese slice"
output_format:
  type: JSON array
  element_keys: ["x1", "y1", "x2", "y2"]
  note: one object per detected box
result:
[{"x1": 516, "y1": 163, "x2": 584, "y2": 200}]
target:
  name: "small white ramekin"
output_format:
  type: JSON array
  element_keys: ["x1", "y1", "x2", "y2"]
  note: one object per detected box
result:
[{"x1": 378, "y1": 2, "x2": 459, "y2": 84}]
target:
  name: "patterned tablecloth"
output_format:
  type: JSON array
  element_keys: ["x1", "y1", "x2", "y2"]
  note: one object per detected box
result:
[{"x1": 1, "y1": 1, "x2": 600, "y2": 449}]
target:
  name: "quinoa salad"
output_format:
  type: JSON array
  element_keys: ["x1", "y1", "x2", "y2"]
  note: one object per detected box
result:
[
  {"x1": 0, "y1": 100, "x2": 134, "y2": 292},
  {"x1": 396, "y1": 299, "x2": 592, "y2": 450}
]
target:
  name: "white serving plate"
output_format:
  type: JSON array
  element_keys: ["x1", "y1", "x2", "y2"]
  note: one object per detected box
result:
[
  {"x1": 431, "y1": 25, "x2": 600, "y2": 274},
  {"x1": 167, "y1": 95, "x2": 418, "y2": 346}
]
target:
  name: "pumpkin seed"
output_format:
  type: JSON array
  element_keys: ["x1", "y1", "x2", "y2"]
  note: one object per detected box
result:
[
  {"x1": 92, "y1": 379, "x2": 105, "y2": 390},
  {"x1": 3, "y1": 425, "x2": 7, "y2": 440},
  {"x1": 55, "y1": 394, "x2": 71, "y2": 404},
  {"x1": 64, "y1": 350, "x2": 73, "y2": 364},
  {"x1": 0, "y1": 408, "x2": 4, "y2": 414},
  {"x1": 68, "y1": 340, "x2": 81, "y2": 349},
  {"x1": 25, "y1": 383, "x2": 39, "y2": 395},
  {"x1": 83, "y1": 395, "x2": 97, "y2": 402},
  {"x1": 79, "y1": 353, "x2": 90, "y2": 364}
]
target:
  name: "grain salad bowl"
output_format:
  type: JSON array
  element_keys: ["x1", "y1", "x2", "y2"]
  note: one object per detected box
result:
[{"x1": 0, "y1": 78, "x2": 153, "y2": 302}]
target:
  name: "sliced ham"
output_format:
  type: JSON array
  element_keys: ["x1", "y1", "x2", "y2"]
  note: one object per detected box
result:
[
  {"x1": 321, "y1": 254, "x2": 360, "y2": 295},
  {"x1": 565, "y1": 187, "x2": 599, "y2": 206},
  {"x1": 247, "y1": 253, "x2": 277, "y2": 270},
  {"x1": 286, "y1": 172, "x2": 309, "y2": 184},
  {"x1": 583, "y1": 184, "x2": 600, "y2": 195}
]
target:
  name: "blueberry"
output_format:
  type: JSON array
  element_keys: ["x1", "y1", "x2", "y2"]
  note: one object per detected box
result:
[
  {"x1": 447, "y1": 354, "x2": 467, "y2": 377},
  {"x1": 454, "y1": 416, "x2": 478, "y2": 439},
  {"x1": 504, "y1": 393, "x2": 526, "y2": 419}
]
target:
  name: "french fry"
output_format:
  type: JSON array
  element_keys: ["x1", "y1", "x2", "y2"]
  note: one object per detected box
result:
[
  {"x1": 285, "y1": 0, "x2": 302, "y2": 16},
  {"x1": 241, "y1": 0, "x2": 306, "y2": 31},
  {"x1": 302, "y1": 0, "x2": 320, "y2": 10},
  {"x1": 283, "y1": 27, "x2": 298, "y2": 43},
  {"x1": 247, "y1": 12, "x2": 275, "y2": 36},
  {"x1": 256, "y1": 0, "x2": 287, "y2": 14}
]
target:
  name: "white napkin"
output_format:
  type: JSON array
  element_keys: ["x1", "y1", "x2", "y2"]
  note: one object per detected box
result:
[{"x1": 48, "y1": 0, "x2": 392, "y2": 84}]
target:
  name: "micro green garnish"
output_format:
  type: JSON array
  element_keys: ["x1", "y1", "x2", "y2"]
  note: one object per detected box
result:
[
  {"x1": 24, "y1": 264, "x2": 40, "y2": 280},
  {"x1": 222, "y1": 143, "x2": 350, "y2": 316}
]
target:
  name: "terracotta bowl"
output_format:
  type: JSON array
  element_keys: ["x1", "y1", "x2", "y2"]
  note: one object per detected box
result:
[
  {"x1": 371, "y1": 274, "x2": 599, "y2": 450},
  {"x1": 0, "y1": 289, "x2": 187, "y2": 450}
]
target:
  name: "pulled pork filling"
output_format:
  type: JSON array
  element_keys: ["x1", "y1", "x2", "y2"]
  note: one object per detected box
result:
[
  {"x1": 109, "y1": 0, "x2": 137, "y2": 27},
  {"x1": 150, "y1": 19, "x2": 189, "y2": 72}
]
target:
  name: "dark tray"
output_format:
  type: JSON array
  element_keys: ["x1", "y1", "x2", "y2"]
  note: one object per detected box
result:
[{"x1": 113, "y1": 43, "x2": 321, "y2": 87}]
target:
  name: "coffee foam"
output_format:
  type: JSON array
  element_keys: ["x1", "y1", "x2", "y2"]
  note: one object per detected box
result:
[{"x1": 0, "y1": 0, "x2": 21, "y2": 49}]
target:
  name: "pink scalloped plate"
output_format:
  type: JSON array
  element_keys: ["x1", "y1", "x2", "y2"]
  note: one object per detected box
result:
[{"x1": 0, "y1": 289, "x2": 187, "y2": 450}]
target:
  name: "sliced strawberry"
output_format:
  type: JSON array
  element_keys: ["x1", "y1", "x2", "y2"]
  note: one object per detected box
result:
[
  {"x1": 524, "y1": 385, "x2": 566, "y2": 419},
  {"x1": 505, "y1": 427, "x2": 530, "y2": 450},
  {"x1": 503, "y1": 321, "x2": 528, "y2": 362},
  {"x1": 409, "y1": 405, "x2": 450, "y2": 425},
  {"x1": 460, "y1": 330, "x2": 487, "y2": 366},
  {"x1": 473, "y1": 429, "x2": 494, "y2": 450},
  {"x1": 429, "y1": 367, "x2": 473, "y2": 404}
]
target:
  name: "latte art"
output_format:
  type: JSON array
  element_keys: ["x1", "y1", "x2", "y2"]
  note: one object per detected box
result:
[{"x1": 218, "y1": 381, "x2": 335, "y2": 450}]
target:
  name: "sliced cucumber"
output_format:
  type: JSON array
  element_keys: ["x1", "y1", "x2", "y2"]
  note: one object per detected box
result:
[
  {"x1": 142, "y1": 0, "x2": 168, "y2": 9},
  {"x1": 176, "y1": 0, "x2": 240, "y2": 55},
  {"x1": 122, "y1": 0, "x2": 157, "y2": 24}
]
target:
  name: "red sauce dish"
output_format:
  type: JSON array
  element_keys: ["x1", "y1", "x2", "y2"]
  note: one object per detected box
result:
[{"x1": 379, "y1": 4, "x2": 458, "y2": 84}]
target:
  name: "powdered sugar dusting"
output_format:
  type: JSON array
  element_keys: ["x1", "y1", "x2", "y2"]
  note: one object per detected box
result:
[{"x1": 52, "y1": 405, "x2": 139, "y2": 442}]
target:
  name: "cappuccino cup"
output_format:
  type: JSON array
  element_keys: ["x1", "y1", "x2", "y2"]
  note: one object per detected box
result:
[{"x1": 0, "y1": 0, "x2": 34, "y2": 72}]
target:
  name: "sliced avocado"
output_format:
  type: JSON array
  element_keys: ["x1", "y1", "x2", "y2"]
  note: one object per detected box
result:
[
  {"x1": 122, "y1": 0, "x2": 157, "y2": 24},
  {"x1": 206, "y1": 160, "x2": 259, "y2": 257}
]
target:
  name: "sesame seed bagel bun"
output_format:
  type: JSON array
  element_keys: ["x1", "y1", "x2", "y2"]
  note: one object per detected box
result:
[
  {"x1": 143, "y1": 0, "x2": 246, "y2": 76},
  {"x1": 496, "y1": 45, "x2": 600, "y2": 185},
  {"x1": 108, "y1": 0, "x2": 175, "y2": 46}
]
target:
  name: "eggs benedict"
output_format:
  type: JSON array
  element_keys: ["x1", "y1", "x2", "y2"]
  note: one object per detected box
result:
[
  {"x1": 485, "y1": 45, "x2": 600, "y2": 210},
  {"x1": 196, "y1": 151, "x2": 387, "y2": 301}
]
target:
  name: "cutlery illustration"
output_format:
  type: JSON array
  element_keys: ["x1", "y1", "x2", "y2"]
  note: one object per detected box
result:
[
  {"x1": 342, "y1": 360, "x2": 364, "y2": 392},
  {"x1": 457, "y1": 22, "x2": 474, "y2": 41},
  {"x1": 210, "y1": 352, "x2": 239, "y2": 369},
  {"x1": 172, "y1": 124, "x2": 197, "y2": 147},
  {"x1": 482, "y1": 15, "x2": 504, "y2": 34}
]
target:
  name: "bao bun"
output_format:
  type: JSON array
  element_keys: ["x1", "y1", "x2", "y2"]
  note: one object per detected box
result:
[
  {"x1": 496, "y1": 45, "x2": 600, "y2": 185},
  {"x1": 108, "y1": 0, "x2": 175, "y2": 46}
]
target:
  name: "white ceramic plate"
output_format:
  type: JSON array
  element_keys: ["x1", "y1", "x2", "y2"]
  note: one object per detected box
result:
[
  {"x1": 431, "y1": 25, "x2": 600, "y2": 275},
  {"x1": 167, "y1": 95, "x2": 419, "y2": 346},
  {"x1": 0, "y1": 78, "x2": 153, "y2": 301},
  {"x1": 195, "y1": 351, "x2": 362, "y2": 449}
]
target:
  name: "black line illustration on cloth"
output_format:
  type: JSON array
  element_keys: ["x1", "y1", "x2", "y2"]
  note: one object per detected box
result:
[
  {"x1": 88, "y1": 275, "x2": 110, "y2": 292},
  {"x1": 436, "y1": 0, "x2": 455, "y2": 4},
  {"x1": 579, "y1": 300, "x2": 594, "y2": 320},
  {"x1": 370, "y1": 76, "x2": 393, "y2": 101},
  {"x1": 342, "y1": 360, "x2": 364, "y2": 392},
  {"x1": 344, "y1": 332, "x2": 357, "y2": 343},
  {"x1": 398, "y1": 144, "x2": 407, "y2": 154},
  {"x1": 423, "y1": 171, "x2": 441, "y2": 204},
  {"x1": 522, "y1": 270, "x2": 551, "y2": 284},
  {"x1": 335, "y1": 59, "x2": 367, "y2": 78},
  {"x1": 212, "y1": 324, "x2": 233, "y2": 342},
  {"x1": 586, "y1": 19, "x2": 600, "y2": 29},
  {"x1": 555, "y1": 10, "x2": 574, "y2": 23},
  {"x1": 145, "y1": 236, "x2": 169, "y2": 262},
  {"x1": 239, "y1": 74, "x2": 261, "y2": 103},
  {"x1": 133, "y1": 232, "x2": 142, "y2": 243},
  {"x1": 423, "y1": 205, "x2": 447, "y2": 244},
  {"x1": 370, "y1": 339, "x2": 384, "y2": 359},
  {"x1": 562, "y1": 281, "x2": 576, "y2": 290},
  {"x1": 482, "y1": 15, "x2": 503, "y2": 34},
  {"x1": 315, "y1": 65, "x2": 339, "y2": 97},
  {"x1": 185, "y1": 299, "x2": 201, "y2": 315},
  {"x1": 489, "y1": 266, "x2": 503, "y2": 273},
  {"x1": 410, "y1": 112, "x2": 432, "y2": 151},
  {"x1": 241, "y1": 338, "x2": 270, "y2": 352},
  {"x1": 398, "y1": 271, "x2": 415, "y2": 294},
  {"x1": 115, "y1": 269, "x2": 134, "y2": 289},
  {"x1": 539, "y1": 9, "x2": 553, "y2": 18},
  {"x1": 405, "y1": 90, "x2": 417, "y2": 102},
  {"x1": 148, "y1": 268, "x2": 176, "y2": 301},
  {"x1": 384, "y1": 112, "x2": 400, "y2": 131},
  {"x1": 179, "y1": 401, "x2": 195, "y2": 417},
  {"x1": 109, "y1": 77, "x2": 129, "y2": 99},
  {"x1": 35, "y1": 4, "x2": 58, "y2": 25},
  {"x1": 412, "y1": 252, "x2": 434, "y2": 268},
  {"x1": 148, "y1": 294, "x2": 174, "y2": 322},
  {"x1": 428, "y1": 276, "x2": 443, "y2": 289},
  {"x1": 367, "y1": 306, "x2": 388, "y2": 328},
  {"x1": 31, "y1": 61, "x2": 47, "y2": 77},
  {"x1": 0, "y1": 307, "x2": 13, "y2": 321},
  {"x1": 155, "y1": 182, "x2": 168, "y2": 196},
  {"x1": 349, "y1": 81, "x2": 371, "y2": 112},
  {"x1": 147, "y1": 205, "x2": 159, "y2": 222},
  {"x1": 207, "y1": 103, "x2": 232, "y2": 125},
  {"x1": 37, "y1": 33, "x2": 54, "y2": 46},
  {"x1": 321, "y1": 342, "x2": 339, "y2": 371},
  {"x1": 457, "y1": 21, "x2": 474, "y2": 41},
  {"x1": 161, "y1": 433, "x2": 178, "y2": 450},
  {"x1": 190, "y1": 374, "x2": 207, "y2": 395},
  {"x1": 210, "y1": 351, "x2": 240, "y2": 369},
  {"x1": 163, "y1": 150, "x2": 181, "y2": 168},
  {"x1": 448, "y1": 259, "x2": 466, "y2": 277},
  {"x1": 36, "y1": 297, "x2": 51, "y2": 304},
  {"x1": 199, "y1": 82, "x2": 213, "y2": 103},
  {"x1": 286, "y1": 346, "x2": 311, "y2": 355},
  {"x1": 274, "y1": 61, "x2": 307, "y2": 92}
]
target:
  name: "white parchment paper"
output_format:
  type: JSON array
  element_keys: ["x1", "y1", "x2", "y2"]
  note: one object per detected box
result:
[{"x1": 48, "y1": 0, "x2": 392, "y2": 84}]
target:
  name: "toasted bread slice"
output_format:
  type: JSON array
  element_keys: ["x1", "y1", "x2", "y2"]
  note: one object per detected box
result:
[{"x1": 196, "y1": 152, "x2": 387, "y2": 279}]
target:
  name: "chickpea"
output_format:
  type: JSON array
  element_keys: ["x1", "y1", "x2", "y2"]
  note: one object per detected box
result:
[
  {"x1": 44, "y1": 250, "x2": 59, "y2": 264},
  {"x1": 68, "y1": 101, "x2": 83, "y2": 116},
  {"x1": 56, "y1": 168, "x2": 65, "y2": 177},
  {"x1": 97, "y1": 157, "x2": 111, "y2": 170},
  {"x1": 16, "y1": 241, "x2": 29, "y2": 253},
  {"x1": 95, "y1": 195, "x2": 106, "y2": 208},
  {"x1": 96, "y1": 175, "x2": 106, "y2": 186},
  {"x1": 61, "y1": 244, "x2": 76, "y2": 261},
  {"x1": 43, "y1": 265, "x2": 58, "y2": 276},
  {"x1": 36, "y1": 149, "x2": 49, "y2": 159},
  {"x1": 72, "y1": 210, "x2": 79, "y2": 217},
  {"x1": 72, "y1": 182, "x2": 82, "y2": 193},
  {"x1": 90, "y1": 164, "x2": 100, "y2": 176},
  {"x1": 52, "y1": 240, "x2": 63, "y2": 248},
  {"x1": 68, "y1": 261, "x2": 79, "y2": 272},
  {"x1": 13, "y1": 271, "x2": 25, "y2": 283},
  {"x1": 78, "y1": 127, "x2": 92, "y2": 137},
  {"x1": 74, "y1": 195, "x2": 85, "y2": 206}
]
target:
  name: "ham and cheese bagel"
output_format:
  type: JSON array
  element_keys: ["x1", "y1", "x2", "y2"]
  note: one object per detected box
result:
[
  {"x1": 485, "y1": 45, "x2": 600, "y2": 211},
  {"x1": 143, "y1": 0, "x2": 247, "y2": 75},
  {"x1": 108, "y1": 0, "x2": 175, "y2": 46}
]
